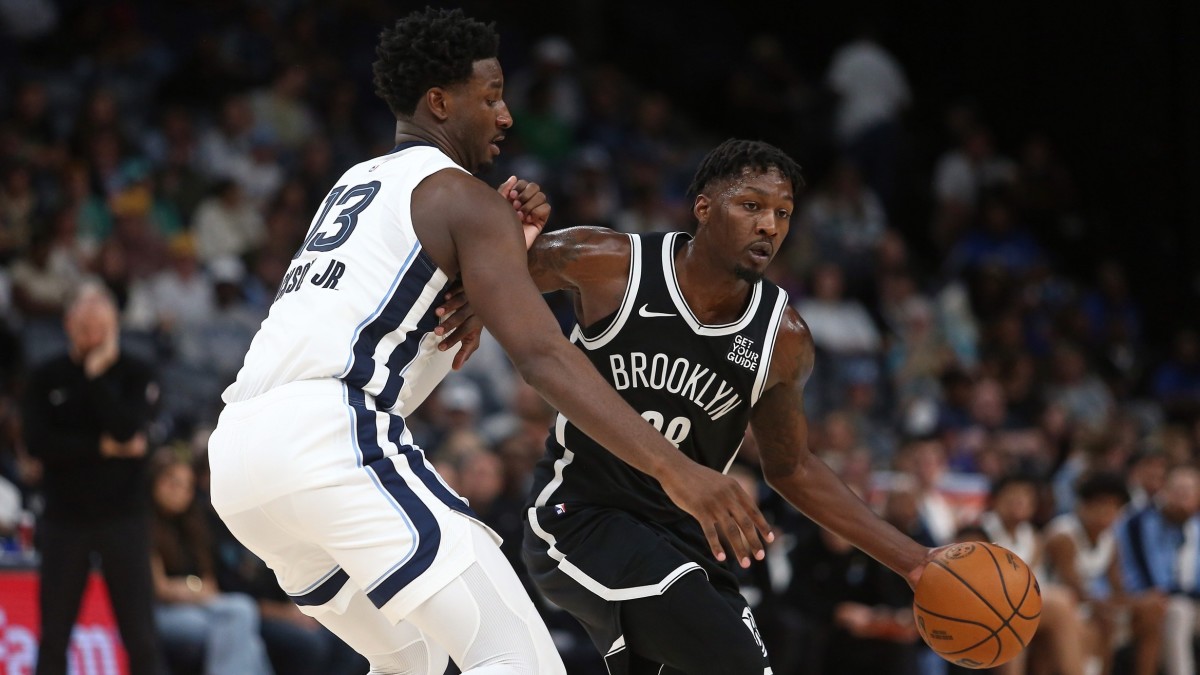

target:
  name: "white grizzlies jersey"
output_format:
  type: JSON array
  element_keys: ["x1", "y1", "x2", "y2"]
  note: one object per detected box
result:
[{"x1": 225, "y1": 142, "x2": 465, "y2": 416}]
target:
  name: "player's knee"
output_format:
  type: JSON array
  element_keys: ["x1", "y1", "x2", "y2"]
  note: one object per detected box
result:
[
  {"x1": 715, "y1": 643, "x2": 769, "y2": 675},
  {"x1": 366, "y1": 642, "x2": 449, "y2": 675}
]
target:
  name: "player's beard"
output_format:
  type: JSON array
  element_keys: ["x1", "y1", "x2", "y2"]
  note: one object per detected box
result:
[{"x1": 734, "y1": 264, "x2": 763, "y2": 283}]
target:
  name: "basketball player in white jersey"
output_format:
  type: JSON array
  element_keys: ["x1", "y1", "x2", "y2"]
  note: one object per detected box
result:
[{"x1": 206, "y1": 8, "x2": 772, "y2": 675}]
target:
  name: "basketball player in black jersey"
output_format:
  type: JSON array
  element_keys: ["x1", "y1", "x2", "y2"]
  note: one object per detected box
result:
[{"x1": 515, "y1": 140, "x2": 940, "y2": 674}]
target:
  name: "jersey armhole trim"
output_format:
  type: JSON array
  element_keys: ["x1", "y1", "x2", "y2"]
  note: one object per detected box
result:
[
  {"x1": 576, "y1": 234, "x2": 641, "y2": 351},
  {"x1": 751, "y1": 290, "x2": 789, "y2": 406}
]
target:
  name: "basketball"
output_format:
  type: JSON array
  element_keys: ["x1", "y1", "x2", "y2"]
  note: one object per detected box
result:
[{"x1": 913, "y1": 542, "x2": 1042, "y2": 669}]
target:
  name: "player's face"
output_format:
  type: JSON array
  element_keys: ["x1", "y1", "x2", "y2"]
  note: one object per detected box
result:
[
  {"x1": 696, "y1": 168, "x2": 793, "y2": 283},
  {"x1": 448, "y1": 58, "x2": 512, "y2": 173}
]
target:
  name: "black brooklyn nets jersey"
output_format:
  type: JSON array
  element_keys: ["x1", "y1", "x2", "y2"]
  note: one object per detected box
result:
[{"x1": 528, "y1": 231, "x2": 789, "y2": 527}]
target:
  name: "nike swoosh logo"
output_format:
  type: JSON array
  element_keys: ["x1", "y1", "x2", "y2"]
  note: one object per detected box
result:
[{"x1": 638, "y1": 304, "x2": 676, "y2": 318}]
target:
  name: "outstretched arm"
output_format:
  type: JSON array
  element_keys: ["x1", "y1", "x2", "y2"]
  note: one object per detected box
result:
[{"x1": 751, "y1": 307, "x2": 933, "y2": 586}]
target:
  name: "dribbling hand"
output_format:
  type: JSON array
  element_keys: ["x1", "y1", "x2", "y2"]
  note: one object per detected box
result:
[{"x1": 660, "y1": 462, "x2": 774, "y2": 568}]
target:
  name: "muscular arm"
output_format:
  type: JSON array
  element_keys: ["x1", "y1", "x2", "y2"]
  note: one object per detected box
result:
[
  {"x1": 527, "y1": 226, "x2": 631, "y2": 326},
  {"x1": 751, "y1": 307, "x2": 929, "y2": 583},
  {"x1": 413, "y1": 172, "x2": 770, "y2": 564}
]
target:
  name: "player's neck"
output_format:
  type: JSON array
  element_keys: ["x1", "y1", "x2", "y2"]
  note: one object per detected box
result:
[
  {"x1": 673, "y1": 240, "x2": 753, "y2": 323},
  {"x1": 393, "y1": 120, "x2": 464, "y2": 168}
]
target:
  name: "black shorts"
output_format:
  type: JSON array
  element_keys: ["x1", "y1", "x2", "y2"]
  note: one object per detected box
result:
[{"x1": 522, "y1": 503, "x2": 772, "y2": 674}]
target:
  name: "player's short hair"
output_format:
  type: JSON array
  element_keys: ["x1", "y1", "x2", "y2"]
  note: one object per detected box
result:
[
  {"x1": 687, "y1": 139, "x2": 805, "y2": 199},
  {"x1": 1075, "y1": 472, "x2": 1130, "y2": 504},
  {"x1": 373, "y1": 7, "x2": 500, "y2": 118}
]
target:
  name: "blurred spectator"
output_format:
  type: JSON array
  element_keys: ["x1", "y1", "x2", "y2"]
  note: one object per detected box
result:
[
  {"x1": 196, "y1": 95, "x2": 255, "y2": 181},
  {"x1": 152, "y1": 112, "x2": 210, "y2": 224},
  {"x1": 801, "y1": 161, "x2": 888, "y2": 295},
  {"x1": 1152, "y1": 329, "x2": 1200, "y2": 423},
  {"x1": 886, "y1": 295, "x2": 954, "y2": 409},
  {"x1": 0, "y1": 161, "x2": 36, "y2": 262},
  {"x1": 22, "y1": 282, "x2": 165, "y2": 675},
  {"x1": 1116, "y1": 465, "x2": 1200, "y2": 675},
  {"x1": 248, "y1": 64, "x2": 318, "y2": 155},
  {"x1": 613, "y1": 181, "x2": 674, "y2": 234},
  {"x1": 1047, "y1": 342, "x2": 1117, "y2": 432},
  {"x1": 229, "y1": 129, "x2": 284, "y2": 210},
  {"x1": 1043, "y1": 472, "x2": 1131, "y2": 675},
  {"x1": 790, "y1": 508, "x2": 920, "y2": 675},
  {"x1": 175, "y1": 256, "x2": 263, "y2": 386},
  {"x1": 798, "y1": 262, "x2": 882, "y2": 413},
  {"x1": 3, "y1": 80, "x2": 63, "y2": 169},
  {"x1": 1013, "y1": 134, "x2": 1078, "y2": 240},
  {"x1": 800, "y1": 263, "x2": 882, "y2": 355},
  {"x1": 980, "y1": 473, "x2": 1090, "y2": 675},
  {"x1": 0, "y1": 473, "x2": 21, "y2": 553},
  {"x1": 827, "y1": 28, "x2": 910, "y2": 211},
  {"x1": 93, "y1": 237, "x2": 157, "y2": 331},
  {"x1": 191, "y1": 179, "x2": 265, "y2": 263},
  {"x1": 515, "y1": 78, "x2": 575, "y2": 168},
  {"x1": 148, "y1": 448, "x2": 272, "y2": 674},
  {"x1": 293, "y1": 137, "x2": 337, "y2": 210},
  {"x1": 147, "y1": 234, "x2": 215, "y2": 337},
  {"x1": 899, "y1": 438, "x2": 958, "y2": 546},
  {"x1": 109, "y1": 202, "x2": 169, "y2": 280},
  {"x1": 932, "y1": 126, "x2": 1017, "y2": 250},
  {"x1": 110, "y1": 158, "x2": 183, "y2": 239},
  {"x1": 508, "y1": 36, "x2": 585, "y2": 129},
  {"x1": 945, "y1": 192, "x2": 1044, "y2": 278},
  {"x1": 10, "y1": 227, "x2": 82, "y2": 322},
  {"x1": 1125, "y1": 450, "x2": 1168, "y2": 512},
  {"x1": 1082, "y1": 261, "x2": 1142, "y2": 352},
  {"x1": 561, "y1": 146, "x2": 620, "y2": 228},
  {"x1": 60, "y1": 160, "x2": 112, "y2": 255}
]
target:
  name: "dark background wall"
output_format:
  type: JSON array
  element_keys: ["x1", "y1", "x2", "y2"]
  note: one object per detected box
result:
[{"x1": 466, "y1": 0, "x2": 1199, "y2": 342}]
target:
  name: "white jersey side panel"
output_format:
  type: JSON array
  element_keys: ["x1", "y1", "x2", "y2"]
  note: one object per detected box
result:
[{"x1": 224, "y1": 144, "x2": 464, "y2": 414}]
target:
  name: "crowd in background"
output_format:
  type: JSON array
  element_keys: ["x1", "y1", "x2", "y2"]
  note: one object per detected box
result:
[{"x1": 3, "y1": 2, "x2": 1200, "y2": 674}]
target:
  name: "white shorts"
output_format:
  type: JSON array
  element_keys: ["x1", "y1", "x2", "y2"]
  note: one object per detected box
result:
[{"x1": 208, "y1": 378, "x2": 499, "y2": 623}]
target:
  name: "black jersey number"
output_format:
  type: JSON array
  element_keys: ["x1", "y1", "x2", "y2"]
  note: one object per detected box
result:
[
  {"x1": 641, "y1": 410, "x2": 692, "y2": 447},
  {"x1": 293, "y1": 181, "x2": 382, "y2": 258}
]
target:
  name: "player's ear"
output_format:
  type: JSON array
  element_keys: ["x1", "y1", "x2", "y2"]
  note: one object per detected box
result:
[
  {"x1": 426, "y1": 87, "x2": 451, "y2": 121},
  {"x1": 693, "y1": 194, "x2": 711, "y2": 227}
]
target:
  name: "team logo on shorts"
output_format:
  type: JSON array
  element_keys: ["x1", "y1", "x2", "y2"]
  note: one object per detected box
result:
[
  {"x1": 554, "y1": 503, "x2": 567, "y2": 515},
  {"x1": 741, "y1": 607, "x2": 767, "y2": 657}
]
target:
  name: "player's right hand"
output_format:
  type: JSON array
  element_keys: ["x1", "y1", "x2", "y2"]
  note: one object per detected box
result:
[
  {"x1": 661, "y1": 463, "x2": 773, "y2": 568},
  {"x1": 498, "y1": 175, "x2": 550, "y2": 249}
]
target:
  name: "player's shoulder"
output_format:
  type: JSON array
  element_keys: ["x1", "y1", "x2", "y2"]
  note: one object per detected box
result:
[
  {"x1": 766, "y1": 304, "x2": 815, "y2": 385},
  {"x1": 543, "y1": 226, "x2": 632, "y2": 256},
  {"x1": 777, "y1": 304, "x2": 813, "y2": 349}
]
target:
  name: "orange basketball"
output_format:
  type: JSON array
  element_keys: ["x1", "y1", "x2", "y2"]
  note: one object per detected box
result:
[{"x1": 913, "y1": 542, "x2": 1042, "y2": 669}]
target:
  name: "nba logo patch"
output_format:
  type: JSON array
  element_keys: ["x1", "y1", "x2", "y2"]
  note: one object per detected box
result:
[{"x1": 554, "y1": 503, "x2": 567, "y2": 515}]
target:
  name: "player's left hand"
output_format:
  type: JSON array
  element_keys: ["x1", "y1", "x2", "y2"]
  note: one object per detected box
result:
[
  {"x1": 435, "y1": 280, "x2": 483, "y2": 370},
  {"x1": 498, "y1": 175, "x2": 551, "y2": 249}
]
